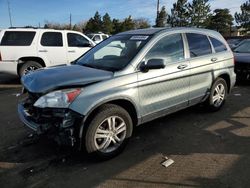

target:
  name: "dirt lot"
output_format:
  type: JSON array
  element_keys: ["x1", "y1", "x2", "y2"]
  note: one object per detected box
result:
[{"x1": 0, "y1": 73, "x2": 250, "y2": 188}]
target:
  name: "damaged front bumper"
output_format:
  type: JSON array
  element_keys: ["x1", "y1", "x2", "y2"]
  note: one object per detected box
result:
[{"x1": 18, "y1": 101, "x2": 83, "y2": 146}]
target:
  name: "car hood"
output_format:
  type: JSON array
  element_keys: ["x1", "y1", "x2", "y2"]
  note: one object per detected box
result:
[
  {"x1": 234, "y1": 53, "x2": 250, "y2": 63},
  {"x1": 21, "y1": 65, "x2": 113, "y2": 93}
]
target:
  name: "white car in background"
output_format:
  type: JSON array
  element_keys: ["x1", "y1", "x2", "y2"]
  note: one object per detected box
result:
[
  {"x1": 87, "y1": 33, "x2": 109, "y2": 44},
  {"x1": 0, "y1": 28, "x2": 95, "y2": 76}
]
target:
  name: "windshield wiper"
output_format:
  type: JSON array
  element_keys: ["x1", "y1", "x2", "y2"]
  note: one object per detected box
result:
[{"x1": 81, "y1": 64, "x2": 99, "y2": 69}]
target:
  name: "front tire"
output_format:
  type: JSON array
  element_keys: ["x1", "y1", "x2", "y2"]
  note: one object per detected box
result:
[
  {"x1": 206, "y1": 78, "x2": 228, "y2": 111},
  {"x1": 84, "y1": 104, "x2": 133, "y2": 160}
]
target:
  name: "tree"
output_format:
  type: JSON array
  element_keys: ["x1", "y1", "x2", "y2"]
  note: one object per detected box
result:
[
  {"x1": 155, "y1": 6, "x2": 168, "y2": 27},
  {"x1": 112, "y1": 19, "x2": 122, "y2": 34},
  {"x1": 102, "y1": 13, "x2": 113, "y2": 34},
  {"x1": 168, "y1": 0, "x2": 189, "y2": 27},
  {"x1": 235, "y1": 0, "x2": 250, "y2": 31},
  {"x1": 207, "y1": 9, "x2": 234, "y2": 36},
  {"x1": 85, "y1": 11, "x2": 103, "y2": 33},
  {"x1": 134, "y1": 18, "x2": 151, "y2": 29},
  {"x1": 188, "y1": 0, "x2": 211, "y2": 28},
  {"x1": 120, "y1": 16, "x2": 135, "y2": 31}
]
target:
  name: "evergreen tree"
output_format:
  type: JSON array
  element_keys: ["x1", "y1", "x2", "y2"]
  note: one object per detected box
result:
[
  {"x1": 188, "y1": 0, "x2": 211, "y2": 28},
  {"x1": 235, "y1": 0, "x2": 250, "y2": 31},
  {"x1": 120, "y1": 16, "x2": 135, "y2": 31},
  {"x1": 155, "y1": 6, "x2": 168, "y2": 27},
  {"x1": 85, "y1": 11, "x2": 102, "y2": 32},
  {"x1": 168, "y1": 0, "x2": 189, "y2": 27},
  {"x1": 112, "y1": 19, "x2": 122, "y2": 34},
  {"x1": 102, "y1": 13, "x2": 113, "y2": 34},
  {"x1": 207, "y1": 9, "x2": 234, "y2": 36}
]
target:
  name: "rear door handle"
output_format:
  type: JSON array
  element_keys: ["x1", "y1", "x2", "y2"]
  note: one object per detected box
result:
[
  {"x1": 211, "y1": 57, "x2": 218, "y2": 62},
  {"x1": 68, "y1": 50, "x2": 76, "y2": 53},
  {"x1": 177, "y1": 64, "x2": 188, "y2": 70},
  {"x1": 39, "y1": 50, "x2": 48, "y2": 52}
]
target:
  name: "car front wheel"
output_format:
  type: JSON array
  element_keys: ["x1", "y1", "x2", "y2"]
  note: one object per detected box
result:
[{"x1": 84, "y1": 104, "x2": 133, "y2": 160}]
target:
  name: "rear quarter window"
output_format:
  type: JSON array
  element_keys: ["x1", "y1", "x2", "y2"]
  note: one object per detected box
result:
[
  {"x1": 186, "y1": 33, "x2": 212, "y2": 57},
  {"x1": 0, "y1": 31, "x2": 36, "y2": 46},
  {"x1": 41, "y1": 32, "x2": 63, "y2": 47},
  {"x1": 209, "y1": 37, "x2": 228, "y2": 53}
]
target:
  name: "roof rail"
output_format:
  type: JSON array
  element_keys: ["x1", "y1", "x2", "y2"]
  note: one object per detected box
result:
[{"x1": 8, "y1": 26, "x2": 39, "y2": 29}]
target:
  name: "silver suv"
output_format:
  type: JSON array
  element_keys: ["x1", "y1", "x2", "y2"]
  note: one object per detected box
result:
[{"x1": 18, "y1": 27, "x2": 236, "y2": 159}]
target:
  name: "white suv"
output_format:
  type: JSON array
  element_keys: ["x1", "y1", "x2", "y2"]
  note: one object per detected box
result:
[
  {"x1": 0, "y1": 28, "x2": 95, "y2": 76},
  {"x1": 87, "y1": 33, "x2": 109, "y2": 44}
]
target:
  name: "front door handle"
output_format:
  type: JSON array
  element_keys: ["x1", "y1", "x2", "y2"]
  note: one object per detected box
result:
[
  {"x1": 68, "y1": 50, "x2": 76, "y2": 53},
  {"x1": 177, "y1": 64, "x2": 188, "y2": 70},
  {"x1": 39, "y1": 50, "x2": 48, "y2": 52},
  {"x1": 211, "y1": 57, "x2": 218, "y2": 62}
]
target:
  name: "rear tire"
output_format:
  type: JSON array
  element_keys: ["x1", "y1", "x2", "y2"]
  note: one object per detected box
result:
[
  {"x1": 84, "y1": 104, "x2": 133, "y2": 160},
  {"x1": 19, "y1": 61, "x2": 43, "y2": 77},
  {"x1": 205, "y1": 78, "x2": 228, "y2": 111}
]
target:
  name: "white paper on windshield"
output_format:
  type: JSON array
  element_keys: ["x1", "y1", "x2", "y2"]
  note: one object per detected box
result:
[{"x1": 130, "y1": 36, "x2": 149, "y2": 40}]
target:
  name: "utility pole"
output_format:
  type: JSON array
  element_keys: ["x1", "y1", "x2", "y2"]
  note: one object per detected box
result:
[
  {"x1": 156, "y1": 0, "x2": 160, "y2": 21},
  {"x1": 7, "y1": 0, "x2": 13, "y2": 27},
  {"x1": 70, "y1": 13, "x2": 72, "y2": 29}
]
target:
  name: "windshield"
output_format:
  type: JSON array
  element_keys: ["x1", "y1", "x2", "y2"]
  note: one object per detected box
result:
[
  {"x1": 76, "y1": 34, "x2": 151, "y2": 71},
  {"x1": 234, "y1": 40, "x2": 250, "y2": 53}
]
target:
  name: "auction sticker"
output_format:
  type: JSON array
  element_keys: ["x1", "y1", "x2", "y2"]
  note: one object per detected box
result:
[{"x1": 130, "y1": 36, "x2": 149, "y2": 40}]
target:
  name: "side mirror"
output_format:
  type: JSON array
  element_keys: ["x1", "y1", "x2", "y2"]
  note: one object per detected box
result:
[{"x1": 140, "y1": 59, "x2": 165, "y2": 72}]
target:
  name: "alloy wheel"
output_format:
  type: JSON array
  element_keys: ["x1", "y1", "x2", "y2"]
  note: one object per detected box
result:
[
  {"x1": 94, "y1": 116, "x2": 127, "y2": 153},
  {"x1": 212, "y1": 83, "x2": 225, "y2": 107}
]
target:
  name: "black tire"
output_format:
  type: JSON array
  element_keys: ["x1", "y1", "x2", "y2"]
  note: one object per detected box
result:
[
  {"x1": 84, "y1": 104, "x2": 133, "y2": 160},
  {"x1": 19, "y1": 61, "x2": 43, "y2": 77},
  {"x1": 205, "y1": 78, "x2": 228, "y2": 112}
]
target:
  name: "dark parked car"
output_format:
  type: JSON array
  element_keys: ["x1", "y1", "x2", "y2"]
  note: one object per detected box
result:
[
  {"x1": 226, "y1": 36, "x2": 250, "y2": 50},
  {"x1": 233, "y1": 39, "x2": 250, "y2": 80}
]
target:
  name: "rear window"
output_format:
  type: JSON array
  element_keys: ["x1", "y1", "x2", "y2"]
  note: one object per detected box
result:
[
  {"x1": 40, "y1": 32, "x2": 63, "y2": 47},
  {"x1": 209, "y1": 37, "x2": 227, "y2": 53},
  {"x1": 0, "y1": 31, "x2": 36, "y2": 46},
  {"x1": 186, "y1": 33, "x2": 212, "y2": 57}
]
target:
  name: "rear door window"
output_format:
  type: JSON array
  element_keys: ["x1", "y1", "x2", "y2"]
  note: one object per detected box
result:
[
  {"x1": 186, "y1": 33, "x2": 212, "y2": 57},
  {"x1": 0, "y1": 31, "x2": 36, "y2": 46},
  {"x1": 40, "y1": 32, "x2": 63, "y2": 47},
  {"x1": 209, "y1": 37, "x2": 227, "y2": 53},
  {"x1": 67, "y1": 33, "x2": 89, "y2": 47}
]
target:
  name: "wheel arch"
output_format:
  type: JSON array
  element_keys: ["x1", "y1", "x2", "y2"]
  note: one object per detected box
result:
[
  {"x1": 217, "y1": 73, "x2": 231, "y2": 93},
  {"x1": 17, "y1": 56, "x2": 46, "y2": 75},
  {"x1": 78, "y1": 98, "x2": 139, "y2": 149}
]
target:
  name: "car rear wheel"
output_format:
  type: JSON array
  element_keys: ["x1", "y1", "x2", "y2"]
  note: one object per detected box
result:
[
  {"x1": 206, "y1": 78, "x2": 228, "y2": 111},
  {"x1": 19, "y1": 61, "x2": 43, "y2": 77},
  {"x1": 84, "y1": 104, "x2": 133, "y2": 160}
]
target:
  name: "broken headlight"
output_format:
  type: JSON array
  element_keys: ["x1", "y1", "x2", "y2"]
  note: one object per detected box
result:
[{"x1": 34, "y1": 89, "x2": 81, "y2": 108}]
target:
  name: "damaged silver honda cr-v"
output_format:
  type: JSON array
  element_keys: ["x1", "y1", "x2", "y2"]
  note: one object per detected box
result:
[{"x1": 18, "y1": 27, "x2": 236, "y2": 159}]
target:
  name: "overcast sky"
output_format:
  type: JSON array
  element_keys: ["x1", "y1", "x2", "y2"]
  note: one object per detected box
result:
[{"x1": 0, "y1": 0, "x2": 246, "y2": 28}]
